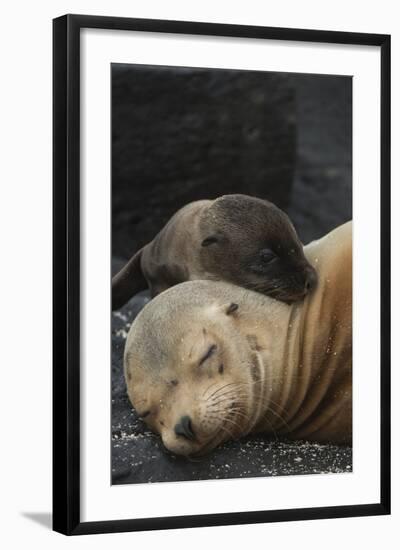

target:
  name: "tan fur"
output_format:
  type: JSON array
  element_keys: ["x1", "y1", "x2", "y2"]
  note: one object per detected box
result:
[{"x1": 124, "y1": 222, "x2": 352, "y2": 455}]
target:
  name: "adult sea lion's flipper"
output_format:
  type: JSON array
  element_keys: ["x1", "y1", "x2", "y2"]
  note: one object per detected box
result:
[{"x1": 112, "y1": 248, "x2": 148, "y2": 310}]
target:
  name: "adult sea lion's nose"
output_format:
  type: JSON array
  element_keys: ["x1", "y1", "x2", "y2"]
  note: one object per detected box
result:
[{"x1": 174, "y1": 415, "x2": 196, "y2": 441}]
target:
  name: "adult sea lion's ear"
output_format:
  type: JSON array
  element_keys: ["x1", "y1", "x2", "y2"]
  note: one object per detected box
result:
[
  {"x1": 225, "y1": 303, "x2": 239, "y2": 316},
  {"x1": 213, "y1": 302, "x2": 239, "y2": 318},
  {"x1": 112, "y1": 247, "x2": 148, "y2": 310}
]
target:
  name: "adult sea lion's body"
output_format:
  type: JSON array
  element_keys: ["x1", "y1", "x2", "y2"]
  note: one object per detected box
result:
[
  {"x1": 112, "y1": 194, "x2": 317, "y2": 309},
  {"x1": 124, "y1": 222, "x2": 352, "y2": 456}
]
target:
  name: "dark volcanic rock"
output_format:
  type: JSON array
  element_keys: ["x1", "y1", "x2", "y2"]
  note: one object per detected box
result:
[
  {"x1": 112, "y1": 64, "x2": 296, "y2": 259},
  {"x1": 287, "y1": 74, "x2": 352, "y2": 244}
]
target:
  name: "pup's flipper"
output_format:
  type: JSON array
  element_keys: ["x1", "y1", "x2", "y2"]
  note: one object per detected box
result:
[{"x1": 112, "y1": 248, "x2": 148, "y2": 310}]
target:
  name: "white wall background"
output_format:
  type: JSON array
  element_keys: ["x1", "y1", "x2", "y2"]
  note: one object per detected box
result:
[{"x1": 0, "y1": 0, "x2": 398, "y2": 548}]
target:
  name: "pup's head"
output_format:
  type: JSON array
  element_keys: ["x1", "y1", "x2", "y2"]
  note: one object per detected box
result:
[
  {"x1": 199, "y1": 194, "x2": 317, "y2": 303},
  {"x1": 124, "y1": 281, "x2": 275, "y2": 456}
]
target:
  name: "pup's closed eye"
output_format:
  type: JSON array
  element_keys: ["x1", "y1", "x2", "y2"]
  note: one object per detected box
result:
[
  {"x1": 201, "y1": 236, "x2": 218, "y2": 247},
  {"x1": 259, "y1": 248, "x2": 276, "y2": 263}
]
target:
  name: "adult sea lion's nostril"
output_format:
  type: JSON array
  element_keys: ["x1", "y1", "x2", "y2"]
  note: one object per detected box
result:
[{"x1": 174, "y1": 415, "x2": 196, "y2": 441}]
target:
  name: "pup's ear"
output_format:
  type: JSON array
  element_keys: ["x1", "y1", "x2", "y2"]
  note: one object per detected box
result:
[{"x1": 112, "y1": 247, "x2": 148, "y2": 310}]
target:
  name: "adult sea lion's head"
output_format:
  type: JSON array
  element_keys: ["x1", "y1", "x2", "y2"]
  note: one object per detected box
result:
[
  {"x1": 199, "y1": 194, "x2": 317, "y2": 303},
  {"x1": 124, "y1": 281, "x2": 276, "y2": 457}
]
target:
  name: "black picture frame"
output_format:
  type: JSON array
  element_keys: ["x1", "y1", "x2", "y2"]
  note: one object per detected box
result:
[{"x1": 53, "y1": 14, "x2": 391, "y2": 535}]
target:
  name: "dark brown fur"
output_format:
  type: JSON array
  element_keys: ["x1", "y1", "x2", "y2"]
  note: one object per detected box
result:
[{"x1": 112, "y1": 194, "x2": 317, "y2": 310}]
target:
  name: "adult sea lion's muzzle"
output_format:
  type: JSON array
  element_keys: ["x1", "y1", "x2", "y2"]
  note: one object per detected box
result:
[{"x1": 174, "y1": 415, "x2": 196, "y2": 441}]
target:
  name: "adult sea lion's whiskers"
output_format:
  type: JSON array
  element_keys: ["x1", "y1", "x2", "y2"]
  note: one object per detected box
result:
[
  {"x1": 267, "y1": 396, "x2": 291, "y2": 419},
  {"x1": 202, "y1": 381, "x2": 218, "y2": 398},
  {"x1": 248, "y1": 394, "x2": 291, "y2": 420},
  {"x1": 204, "y1": 370, "x2": 305, "y2": 408},
  {"x1": 209, "y1": 406, "x2": 251, "y2": 425},
  {"x1": 206, "y1": 386, "x2": 250, "y2": 404},
  {"x1": 207, "y1": 379, "x2": 263, "y2": 399},
  {"x1": 266, "y1": 406, "x2": 292, "y2": 431},
  {"x1": 205, "y1": 381, "x2": 246, "y2": 401},
  {"x1": 207, "y1": 380, "x2": 296, "y2": 431},
  {"x1": 207, "y1": 389, "x2": 254, "y2": 409},
  {"x1": 219, "y1": 424, "x2": 236, "y2": 440},
  {"x1": 204, "y1": 380, "x2": 263, "y2": 405},
  {"x1": 264, "y1": 417, "x2": 279, "y2": 440},
  {"x1": 208, "y1": 403, "x2": 249, "y2": 420},
  {"x1": 207, "y1": 417, "x2": 236, "y2": 440},
  {"x1": 206, "y1": 413, "x2": 242, "y2": 440}
]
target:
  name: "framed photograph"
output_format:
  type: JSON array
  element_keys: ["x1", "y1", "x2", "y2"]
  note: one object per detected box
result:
[{"x1": 53, "y1": 14, "x2": 391, "y2": 535}]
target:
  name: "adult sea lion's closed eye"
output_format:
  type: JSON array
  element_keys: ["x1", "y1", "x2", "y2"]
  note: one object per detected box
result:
[{"x1": 199, "y1": 344, "x2": 217, "y2": 366}]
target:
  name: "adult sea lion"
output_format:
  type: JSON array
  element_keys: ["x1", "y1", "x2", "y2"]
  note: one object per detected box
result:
[
  {"x1": 124, "y1": 221, "x2": 352, "y2": 456},
  {"x1": 112, "y1": 194, "x2": 317, "y2": 309}
]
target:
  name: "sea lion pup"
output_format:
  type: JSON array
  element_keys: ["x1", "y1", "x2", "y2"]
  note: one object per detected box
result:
[
  {"x1": 124, "y1": 221, "x2": 352, "y2": 456},
  {"x1": 112, "y1": 194, "x2": 317, "y2": 309}
]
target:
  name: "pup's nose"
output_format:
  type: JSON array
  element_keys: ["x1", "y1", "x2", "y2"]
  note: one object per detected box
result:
[
  {"x1": 174, "y1": 415, "x2": 196, "y2": 441},
  {"x1": 304, "y1": 267, "x2": 318, "y2": 292}
]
